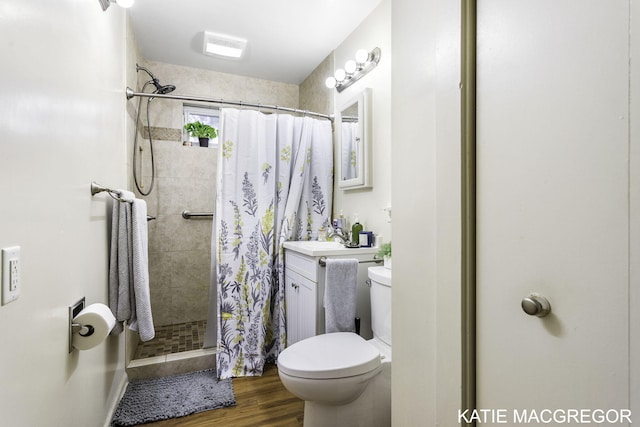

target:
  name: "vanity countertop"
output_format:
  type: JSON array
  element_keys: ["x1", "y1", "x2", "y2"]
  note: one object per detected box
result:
[{"x1": 283, "y1": 241, "x2": 379, "y2": 257}]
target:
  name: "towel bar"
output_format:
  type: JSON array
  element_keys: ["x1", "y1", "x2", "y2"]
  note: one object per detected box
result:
[
  {"x1": 91, "y1": 181, "x2": 124, "y2": 200},
  {"x1": 93, "y1": 182, "x2": 157, "y2": 222},
  {"x1": 90, "y1": 181, "x2": 133, "y2": 203},
  {"x1": 318, "y1": 256, "x2": 382, "y2": 267}
]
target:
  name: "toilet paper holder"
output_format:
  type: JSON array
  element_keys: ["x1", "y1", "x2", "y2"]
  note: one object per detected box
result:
[{"x1": 69, "y1": 297, "x2": 95, "y2": 353}]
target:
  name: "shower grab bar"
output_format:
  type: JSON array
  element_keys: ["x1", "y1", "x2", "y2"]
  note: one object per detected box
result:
[
  {"x1": 318, "y1": 256, "x2": 382, "y2": 267},
  {"x1": 182, "y1": 210, "x2": 214, "y2": 219}
]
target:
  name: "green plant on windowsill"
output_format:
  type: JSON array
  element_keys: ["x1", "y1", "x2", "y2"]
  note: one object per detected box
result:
[{"x1": 184, "y1": 121, "x2": 218, "y2": 147}]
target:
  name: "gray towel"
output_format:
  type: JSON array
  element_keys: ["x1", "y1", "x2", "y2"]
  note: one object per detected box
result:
[
  {"x1": 324, "y1": 258, "x2": 358, "y2": 333},
  {"x1": 108, "y1": 192, "x2": 155, "y2": 341},
  {"x1": 108, "y1": 191, "x2": 134, "y2": 335},
  {"x1": 129, "y1": 198, "x2": 155, "y2": 342}
]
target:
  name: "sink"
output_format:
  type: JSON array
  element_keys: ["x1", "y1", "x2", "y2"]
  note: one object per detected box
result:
[
  {"x1": 292, "y1": 241, "x2": 344, "y2": 250},
  {"x1": 283, "y1": 240, "x2": 378, "y2": 256}
]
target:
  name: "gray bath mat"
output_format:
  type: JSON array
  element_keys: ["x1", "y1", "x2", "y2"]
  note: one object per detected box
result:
[{"x1": 111, "y1": 369, "x2": 235, "y2": 426}]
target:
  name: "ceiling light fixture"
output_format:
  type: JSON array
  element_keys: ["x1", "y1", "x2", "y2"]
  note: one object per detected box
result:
[
  {"x1": 115, "y1": 0, "x2": 134, "y2": 8},
  {"x1": 203, "y1": 31, "x2": 247, "y2": 60},
  {"x1": 99, "y1": 0, "x2": 134, "y2": 11},
  {"x1": 326, "y1": 47, "x2": 381, "y2": 93}
]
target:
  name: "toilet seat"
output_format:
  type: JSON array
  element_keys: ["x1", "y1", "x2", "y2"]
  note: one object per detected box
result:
[{"x1": 278, "y1": 332, "x2": 381, "y2": 380}]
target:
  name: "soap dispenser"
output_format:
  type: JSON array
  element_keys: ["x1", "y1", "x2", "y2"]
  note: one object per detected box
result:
[{"x1": 351, "y1": 215, "x2": 363, "y2": 246}]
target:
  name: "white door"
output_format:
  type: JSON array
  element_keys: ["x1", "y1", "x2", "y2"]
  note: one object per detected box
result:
[{"x1": 476, "y1": 1, "x2": 632, "y2": 423}]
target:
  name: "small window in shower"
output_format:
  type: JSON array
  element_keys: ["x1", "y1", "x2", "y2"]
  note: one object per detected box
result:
[{"x1": 183, "y1": 104, "x2": 220, "y2": 146}]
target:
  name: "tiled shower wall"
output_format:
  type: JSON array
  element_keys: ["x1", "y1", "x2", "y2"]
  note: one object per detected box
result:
[{"x1": 139, "y1": 138, "x2": 216, "y2": 326}]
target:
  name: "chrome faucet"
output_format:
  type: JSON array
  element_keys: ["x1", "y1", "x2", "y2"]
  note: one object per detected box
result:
[{"x1": 328, "y1": 227, "x2": 350, "y2": 244}]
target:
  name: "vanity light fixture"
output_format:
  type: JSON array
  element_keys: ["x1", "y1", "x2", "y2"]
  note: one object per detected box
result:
[
  {"x1": 203, "y1": 31, "x2": 247, "y2": 60},
  {"x1": 325, "y1": 47, "x2": 381, "y2": 93}
]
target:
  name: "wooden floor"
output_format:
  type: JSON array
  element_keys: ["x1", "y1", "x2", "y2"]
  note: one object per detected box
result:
[{"x1": 142, "y1": 364, "x2": 304, "y2": 427}]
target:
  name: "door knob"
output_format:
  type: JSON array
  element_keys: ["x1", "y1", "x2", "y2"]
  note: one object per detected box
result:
[{"x1": 521, "y1": 294, "x2": 551, "y2": 317}]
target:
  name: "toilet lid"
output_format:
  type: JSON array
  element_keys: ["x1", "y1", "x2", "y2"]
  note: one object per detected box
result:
[{"x1": 278, "y1": 332, "x2": 381, "y2": 379}]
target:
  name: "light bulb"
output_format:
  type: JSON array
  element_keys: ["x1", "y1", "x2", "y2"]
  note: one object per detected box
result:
[
  {"x1": 117, "y1": 0, "x2": 134, "y2": 7},
  {"x1": 344, "y1": 60, "x2": 357, "y2": 75},
  {"x1": 334, "y1": 68, "x2": 346, "y2": 82},
  {"x1": 355, "y1": 49, "x2": 369, "y2": 64},
  {"x1": 325, "y1": 77, "x2": 337, "y2": 89}
]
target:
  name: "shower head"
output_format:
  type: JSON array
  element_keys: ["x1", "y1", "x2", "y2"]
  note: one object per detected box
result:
[
  {"x1": 152, "y1": 80, "x2": 176, "y2": 94},
  {"x1": 136, "y1": 64, "x2": 176, "y2": 95}
]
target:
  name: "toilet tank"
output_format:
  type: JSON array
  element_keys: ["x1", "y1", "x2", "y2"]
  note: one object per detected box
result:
[{"x1": 368, "y1": 266, "x2": 392, "y2": 346}]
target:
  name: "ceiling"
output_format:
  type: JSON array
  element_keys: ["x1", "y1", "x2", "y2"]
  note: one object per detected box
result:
[{"x1": 127, "y1": 0, "x2": 383, "y2": 85}]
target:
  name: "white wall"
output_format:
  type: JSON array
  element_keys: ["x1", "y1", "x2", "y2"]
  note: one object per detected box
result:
[
  {"x1": 0, "y1": 1, "x2": 129, "y2": 426},
  {"x1": 332, "y1": 0, "x2": 392, "y2": 244},
  {"x1": 329, "y1": 2, "x2": 463, "y2": 424},
  {"x1": 391, "y1": 0, "x2": 462, "y2": 425}
]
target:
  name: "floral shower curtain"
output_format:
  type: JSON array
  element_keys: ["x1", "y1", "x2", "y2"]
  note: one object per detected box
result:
[{"x1": 214, "y1": 108, "x2": 333, "y2": 379}]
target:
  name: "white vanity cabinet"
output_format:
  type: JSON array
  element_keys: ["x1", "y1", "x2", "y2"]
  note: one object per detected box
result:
[{"x1": 283, "y1": 241, "x2": 380, "y2": 347}]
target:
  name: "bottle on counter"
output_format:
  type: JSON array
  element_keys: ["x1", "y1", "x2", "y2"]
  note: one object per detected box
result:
[
  {"x1": 351, "y1": 215, "x2": 363, "y2": 246},
  {"x1": 338, "y1": 210, "x2": 347, "y2": 230},
  {"x1": 318, "y1": 227, "x2": 328, "y2": 242}
]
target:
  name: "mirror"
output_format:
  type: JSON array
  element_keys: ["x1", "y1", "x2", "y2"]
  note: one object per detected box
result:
[{"x1": 338, "y1": 88, "x2": 372, "y2": 189}]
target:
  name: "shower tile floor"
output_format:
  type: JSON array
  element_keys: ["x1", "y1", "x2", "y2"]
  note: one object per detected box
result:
[{"x1": 134, "y1": 320, "x2": 207, "y2": 360}]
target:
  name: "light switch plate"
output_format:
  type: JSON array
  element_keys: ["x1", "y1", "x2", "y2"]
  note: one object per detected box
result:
[{"x1": 2, "y1": 246, "x2": 20, "y2": 305}]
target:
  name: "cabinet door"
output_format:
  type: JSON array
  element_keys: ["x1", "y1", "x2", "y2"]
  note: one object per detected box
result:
[
  {"x1": 284, "y1": 269, "x2": 300, "y2": 346},
  {"x1": 284, "y1": 268, "x2": 319, "y2": 346},
  {"x1": 296, "y1": 277, "x2": 317, "y2": 342}
]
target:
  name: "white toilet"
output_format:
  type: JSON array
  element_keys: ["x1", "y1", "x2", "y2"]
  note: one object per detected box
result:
[{"x1": 277, "y1": 266, "x2": 392, "y2": 427}]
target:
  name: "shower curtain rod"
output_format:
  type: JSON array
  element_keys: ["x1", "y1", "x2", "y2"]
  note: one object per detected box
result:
[{"x1": 125, "y1": 87, "x2": 333, "y2": 121}]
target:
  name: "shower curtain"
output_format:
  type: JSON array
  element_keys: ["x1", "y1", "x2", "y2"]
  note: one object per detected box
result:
[{"x1": 214, "y1": 108, "x2": 333, "y2": 379}]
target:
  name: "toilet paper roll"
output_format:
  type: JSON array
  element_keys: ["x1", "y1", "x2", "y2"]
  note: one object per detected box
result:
[{"x1": 72, "y1": 303, "x2": 116, "y2": 351}]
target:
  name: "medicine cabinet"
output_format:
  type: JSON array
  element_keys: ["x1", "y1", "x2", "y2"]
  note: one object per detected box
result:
[{"x1": 337, "y1": 88, "x2": 372, "y2": 189}]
